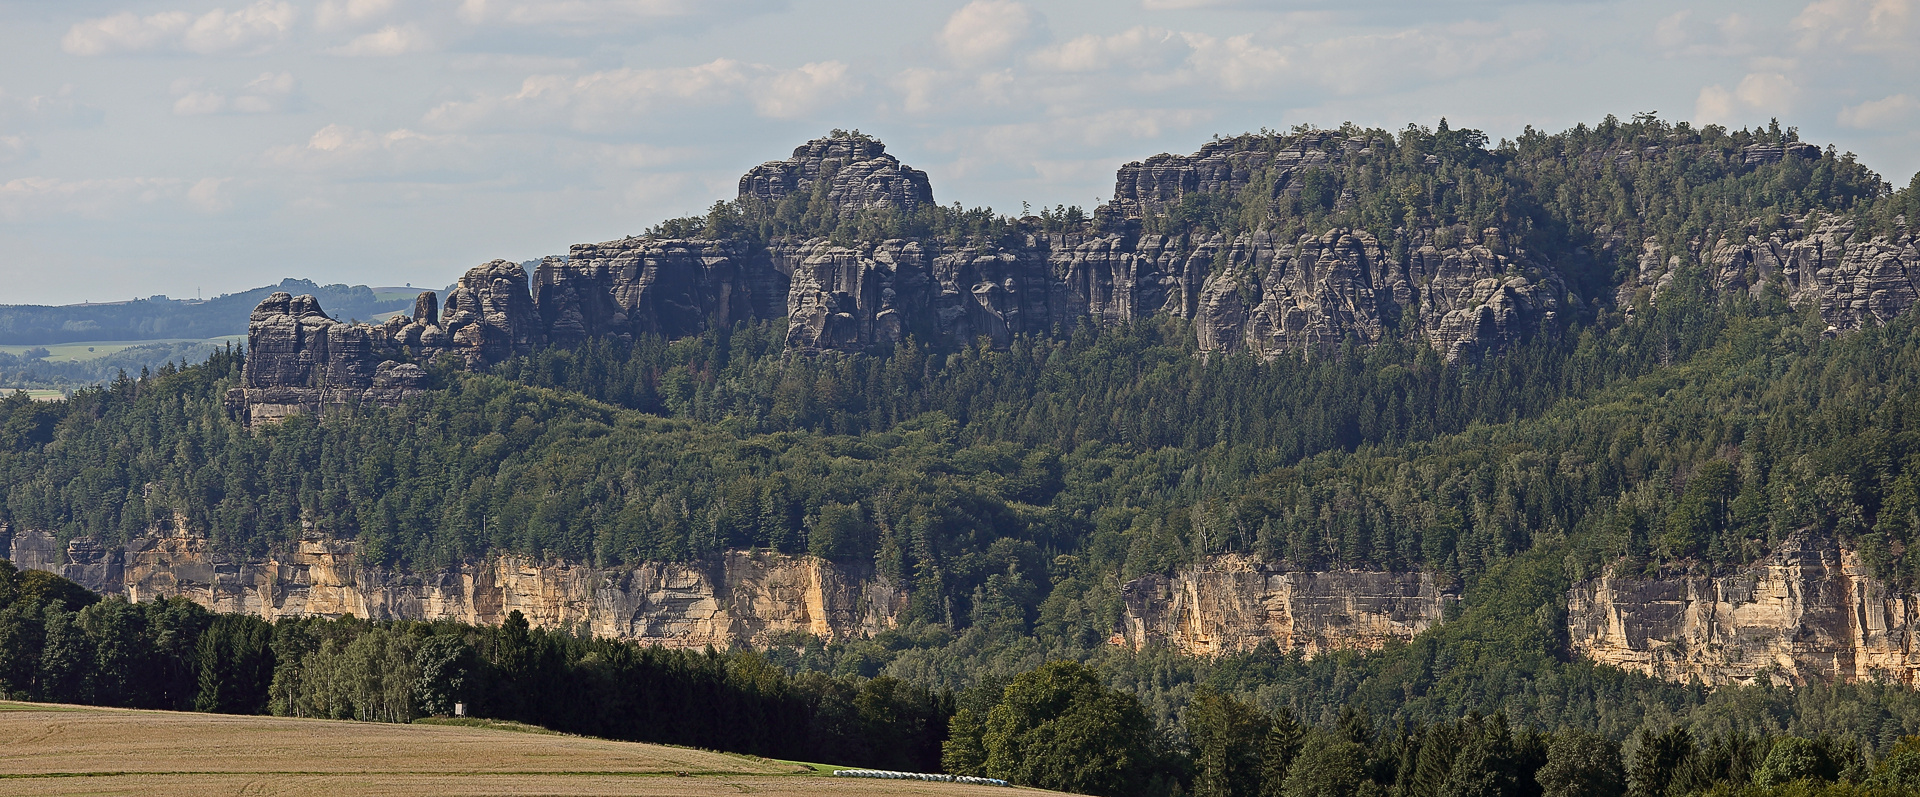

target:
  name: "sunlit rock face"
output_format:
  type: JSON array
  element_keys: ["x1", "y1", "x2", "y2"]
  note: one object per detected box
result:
[
  {"x1": 1568, "y1": 533, "x2": 1920, "y2": 686},
  {"x1": 3, "y1": 528, "x2": 904, "y2": 648},
  {"x1": 1114, "y1": 554, "x2": 1457, "y2": 658}
]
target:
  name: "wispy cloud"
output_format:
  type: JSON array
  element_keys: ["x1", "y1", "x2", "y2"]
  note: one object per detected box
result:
[
  {"x1": 424, "y1": 59, "x2": 859, "y2": 133},
  {"x1": 172, "y1": 72, "x2": 300, "y2": 116},
  {"x1": 63, "y1": 2, "x2": 299, "y2": 56}
]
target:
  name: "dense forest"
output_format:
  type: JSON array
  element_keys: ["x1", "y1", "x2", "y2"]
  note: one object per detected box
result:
[{"x1": 3, "y1": 115, "x2": 1920, "y2": 795}]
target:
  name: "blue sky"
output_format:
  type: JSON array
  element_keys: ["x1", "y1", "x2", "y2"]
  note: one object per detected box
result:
[{"x1": 1, "y1": 0, "x2": 1916, "y2": 305}]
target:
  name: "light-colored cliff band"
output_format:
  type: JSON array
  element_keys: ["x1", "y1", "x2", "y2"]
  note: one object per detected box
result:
[
  {"x1": 1568, "y1": 532, "x2": 1920, "y2": 686},
  {"x1": 10, "y1": 525, "x2": 1918, "y2": 686}
]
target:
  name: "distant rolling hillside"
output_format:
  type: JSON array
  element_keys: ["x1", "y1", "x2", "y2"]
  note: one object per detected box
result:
[{"x1": 0, "y1": 278, "x2": 414, "y2": 345}]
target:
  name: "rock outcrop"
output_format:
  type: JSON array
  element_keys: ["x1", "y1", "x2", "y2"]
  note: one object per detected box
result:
[
  {"x1": 3, "y1": 528, "x2": 903, "y2": 648},
  {"x1": 739, "y1": 135, "x2": 935, "y2": 217},
  {"x1": 442, "y1": 259, "x2": 543, "y2": 367},
  {"x1": 224, "y1": 292, "x2": 426, "y2": 423},
  {"x1": 1617, "y1": 211, "x2": 1919, "y2": 333},
  {"x1": 536, "y1": 239, "x2": 782, "y2": 345},
  {"x1": 1568, "y1": 533, "x2": 1920, "y2": 686},
  {"x1": 1192, "y1": 226, "x2": 1562, "y2": 360},
  {"x1": 226, "y1": 133, "x2": 1570, "y2": 404},
  {"x1": 234, "y1": 133, "x2": 1920, "y2": 404},
  {"x1": 1115, "y1": 554, "x2": 1456, "y2": 658},
  {"x1": 1107, "y1": 132, "x2": 1371, "y2": 219}
]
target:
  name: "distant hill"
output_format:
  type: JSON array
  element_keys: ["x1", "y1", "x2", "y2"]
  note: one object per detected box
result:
[{"x1": 0, "y1": 279, "x2": 415, "y2": 345}]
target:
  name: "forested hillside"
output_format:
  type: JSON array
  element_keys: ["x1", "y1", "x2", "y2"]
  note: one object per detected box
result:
[{"x1": 4, "y1": 115, "x2": 1920, "y2": 795}]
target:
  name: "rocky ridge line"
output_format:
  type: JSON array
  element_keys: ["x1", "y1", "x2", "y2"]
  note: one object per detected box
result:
[{"x1": 230, "y1": 132, "x2": 1919, "y2": 423}]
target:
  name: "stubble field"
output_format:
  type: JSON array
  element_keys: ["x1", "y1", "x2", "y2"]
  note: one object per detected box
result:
[{"x1": 0, "y1": 702, "x2": 1035, "y2": 796}]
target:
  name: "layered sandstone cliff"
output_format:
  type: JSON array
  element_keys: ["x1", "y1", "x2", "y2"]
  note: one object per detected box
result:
[
  {"x1": 1115, "y1": 554, "x2": 1456, "y2": 657},
  {"x1": 223, "y1": 292, "x2": 427, "y2": 423},
  {"x1": 1568, "y1": 533, "x2": 1920, "y2": 686},
  {"x1": 3, "y1": 528, "x2": 902, "y2": 648}
]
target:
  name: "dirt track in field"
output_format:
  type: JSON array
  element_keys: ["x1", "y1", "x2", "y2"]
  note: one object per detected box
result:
[{"x1": 0, "y1": 702, "x2": 1037, "y2": 796}]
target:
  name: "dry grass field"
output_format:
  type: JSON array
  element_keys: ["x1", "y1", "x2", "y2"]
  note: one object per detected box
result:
[{"x1": 0, "y1": 701, "x2": 1040, "y2": 796}]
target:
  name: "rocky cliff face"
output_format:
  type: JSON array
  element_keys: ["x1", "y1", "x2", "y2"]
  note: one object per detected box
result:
[
  {"x1": 537, "y1": 238, "x2": 782, "y2": 345},
  {"x1": 1106, "y1": 132, "x2": 1373, "y2": 219},
  {"x1": 739, "y1": 136, "x2": 935, "y2": 217},
  {"x1": 224, "y1": 292, "x2": 427, "y2": 424},
  {"x1": 442, "y1": 259, "x2": 544, "y2": 367},
  {"x1": 3, "y1": 528, "x2": 903, "y2": 648},
  {"x1": 1568, "y1": 533, "x2": 1920, "y2": 686},
  {"x1": 228, "y1": 132, "x2": 1572, "y2": 418},
  {"x1": 1618, "y1": 211, "x2": 1919, "y2": 333},
  {"x1": 1115, "y1": 554, "x2": 1456, "y2": 657},
  {"x1": 237, "y1": 133, "x2": 1914, "y2": 419},
  {"x1": 1192, "y1": 226, "x2": 1563, "y2": 360}
]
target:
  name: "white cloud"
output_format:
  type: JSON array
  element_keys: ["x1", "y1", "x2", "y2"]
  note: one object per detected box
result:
[
  {"x1": 63, "y1": 2, "x2": 298, "y2": 57},
  {"x1": 0, "y1": 177, "x2": 199, "y2": 222},
  {"x1": 1696, "y1": 72, "x2": 1800, "y2": 124},
  {"x1": 1299, "y1": 23, "x2": 1548, "y2": 95},
  {"x1": 1696, "y1": 84, "x2": 1736, "y2": 122},
  {"x1": 263, "y1": 124, "x2": 488, "y2": 180},
  {"x1": 454, "y1": 0, "x2": 772, "y2": 27},
  {"x1": 424, "y1": 59, "x2": 856, "y2": 133},
  {"x1": 1839, "y1": 93, "x2": 1919, "y2": 128},
  {"x1": 1652, "y1": 10, "x2": 1761, "y2": 57},
  {"x1": 174, "y1": 90, "x2": 227, "y2": 115},
  {"x1": 1180, "y1": 33, "x2": 1291, "y2": 92},
  {"x1": 1794, "y1": 0, "x2": 1917, "y2": 52},
  {"x1": 0, "y1": 136, "x2": 36, "y2": 165},
  {"x1": 187, "y1": 177, "x2": 233, "y2": 213},
  {"x1": 314, "y1": 0, "x2": 399, "y2": 32},
  {"x1": 1654, "y1": 11, "x2": 1692, "y2": 48},
  {"x1": 752, "y1": 61, "x2": 857, "y2": 119},
  {"x1": 329, "y1": 25, "x2": 435, "y2": 56},
  {"x1": 172, "y1": 72, "x2": 299, "y2": 116},
  {"x1": 0, "y1": 87, "x2": 104, "y2": 129},
  {"x1": 1736, "y1": 72, "x2": 1798, "y2": 111},
  {"x1": 1031, "y1": 27, "x2": 1187, "y2": 72},
  {"x1": 941, "y1": 1, "x2": 1041, "y2": 63}
]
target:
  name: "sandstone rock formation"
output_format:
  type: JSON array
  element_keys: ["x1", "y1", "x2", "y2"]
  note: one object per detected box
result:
[
  {"x1": 536, "y1": 239, "x2": 781, "y2": 345},
  {"x1": 1568, "y1": 533, "x2": 1920, "y2": 686},
  {"x1": 1107, "y1": 132, "x2": 1364, "y2": 219},
  {"x1": 1193, "y1": 226, "x2": 1563, "y2": 360},
  {"x1": 227, "y1": 133, "x2": 1571, "y2": 399},
  {"x1": 224, "y1": 292, "x2": 425, "y2": 424},
  {"x1": 1619, "y1": 213, "x2": 1920, "y2": 333},
  {"x1": 377, "y1": 289, "x2": 451, "y2": 362},
  {"x1": 738, "y1": 135, "x2": 934, "y2": 217},
  {"x1": 1115, "y1": 554, "x2": 1456, "y2": 657},
  {"x1": 3, "y1": 527, "x2": 903, "y2": 648},
  {"x1": 442, "y1": 259, "x2": 543, "y2": 367}
]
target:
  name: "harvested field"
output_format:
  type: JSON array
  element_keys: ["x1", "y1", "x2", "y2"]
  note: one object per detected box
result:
[{"x1": 0, "y1": 702, "x2": 1037, "y2": 796}]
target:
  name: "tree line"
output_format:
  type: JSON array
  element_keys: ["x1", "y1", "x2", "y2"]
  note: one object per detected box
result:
[
  {"x1": 14, "y1": 561, "x2": 1920, "y2": 797},
  {"x1": 0, "y1": 560, "x2": 949, "y2": 770}
]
